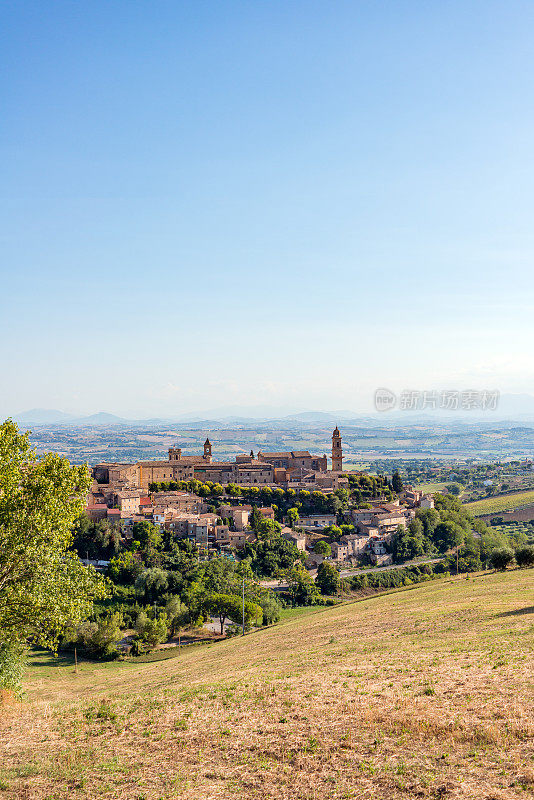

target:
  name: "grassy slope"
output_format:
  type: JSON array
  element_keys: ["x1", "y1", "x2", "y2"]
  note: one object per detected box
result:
[
  {"x1": 1, "y1": 571, "x2": 533, "y2": 799},
  {"x1": 463, "y1": 489, "x2": 534, "y2": 516},
  {"x1": 414, "y1": 481, "x2": 451, "y2": 493}
]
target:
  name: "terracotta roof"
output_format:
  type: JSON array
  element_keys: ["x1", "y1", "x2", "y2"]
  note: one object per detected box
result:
[
  {"x1": 193, "y1": 462, "x2": 233, "y2": 469},
  {"x1": 258, "y1": 452, "x2": 292, "y2": 458}
]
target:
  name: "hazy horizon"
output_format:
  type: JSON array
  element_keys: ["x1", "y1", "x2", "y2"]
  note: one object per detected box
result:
[{"x1": 10, "y1": 390, "x2": 534, "y2": 426}]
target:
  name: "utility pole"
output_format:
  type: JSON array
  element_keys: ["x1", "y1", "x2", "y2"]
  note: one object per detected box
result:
[{"x1": 242, "y1": 576, "x2": 245, "y2": 636}]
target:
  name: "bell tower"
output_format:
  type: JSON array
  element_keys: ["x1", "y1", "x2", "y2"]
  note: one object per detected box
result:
[
  {"x1": 331, "y1": 426, "x2": 343, "y2": 472},
  {"x1": 203, "y1": 438, "x2": 212, "y2": 462},
  {"x1": 168, "y1": 447, "x2": 182, "y2": 462}
]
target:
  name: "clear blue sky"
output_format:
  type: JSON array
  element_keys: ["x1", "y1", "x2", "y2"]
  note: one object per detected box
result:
[{"x1": 1, "y1": 1, "x2": 533, "y2": 417}]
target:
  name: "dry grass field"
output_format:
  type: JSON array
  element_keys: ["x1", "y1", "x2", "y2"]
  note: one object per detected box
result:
[{"x1": 1, "y1": 570, "x2": 533, "y2": 800}]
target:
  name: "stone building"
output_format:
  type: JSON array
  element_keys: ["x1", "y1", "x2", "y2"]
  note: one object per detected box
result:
[
  {"x1": 93, "y1": 428, "x2": 344, "y2": 491},
  {"x1": 331, "y1": 426, "x2": 343, "y2": 471}
]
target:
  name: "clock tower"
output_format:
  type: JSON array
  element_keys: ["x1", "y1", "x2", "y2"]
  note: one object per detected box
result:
[{"x1": 203, "y1": 438, "x2": 212, "y2": 462}]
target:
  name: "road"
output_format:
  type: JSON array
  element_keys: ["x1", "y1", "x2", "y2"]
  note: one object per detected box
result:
[
  {"x1": 260, "y1": 557, "x2": 441, "y2": 590},
  {"x1": 339, "y1": 557, "x2": 441, "y2": 578}
]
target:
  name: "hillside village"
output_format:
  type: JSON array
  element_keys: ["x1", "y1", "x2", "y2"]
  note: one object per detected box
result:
[
  {"x1": 86, "y1": 427, "x2": 436, "y2": 572},
  {"x1": 3, "y1": 421, "x2": 534, "y2": 800}
]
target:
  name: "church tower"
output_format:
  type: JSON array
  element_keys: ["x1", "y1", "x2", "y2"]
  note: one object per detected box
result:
[
  {"x1": 331, "y1": 426, "x2": 343, "y2": 472},
  {"x1": 203, "y1": 438, "x2": 212, "y2": 463}
]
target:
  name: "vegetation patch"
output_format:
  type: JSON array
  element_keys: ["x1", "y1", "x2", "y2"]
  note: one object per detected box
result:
[
  {"x1": 1, "y1": 570, "x2": 533, "y2": 800},
  {"x1": 463, "y1": 490, "x2": 534, "y2": 516}
]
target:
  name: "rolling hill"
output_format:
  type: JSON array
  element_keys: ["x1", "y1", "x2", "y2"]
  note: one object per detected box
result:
[
  {"x1": 463, "y1": 489, "x2": 534, "y2": 516},
  {"x1": 1, "y1": 570, "x2": 533, "y2": 799}
]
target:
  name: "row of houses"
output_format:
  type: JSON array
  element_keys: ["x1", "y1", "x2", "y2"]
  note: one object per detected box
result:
[
  {"x1": 85, "y1": 476, "x2": 435, "y2": 570},
  {"x1": 86, "y1": 484, "x2": 209, "y2": 522}
]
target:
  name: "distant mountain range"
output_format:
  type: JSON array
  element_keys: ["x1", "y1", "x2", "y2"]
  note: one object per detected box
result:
[
  {"x1": 10, "y1": 394, "x2": 534, "y2": 428},
  {"x1": 13, "y1": 408, "x2": 77, "y2": 425},
  {"x1": 12, "y1": 409, "x2": 132, "y2": 426}
]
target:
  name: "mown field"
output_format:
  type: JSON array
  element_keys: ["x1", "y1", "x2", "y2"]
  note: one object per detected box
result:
[
  {"x1": 463, "y1": 489, "x2": 534, "y2": 516},
  {"x1": 414, "y1": 481, "x2": 451, "y2": 494},
  {"x1": 1, "y1": 570, "x2": 533, "y2": 799}
]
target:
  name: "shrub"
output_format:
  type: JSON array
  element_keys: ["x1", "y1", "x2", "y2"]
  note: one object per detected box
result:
[
  {"x1": 489, "y1": 547, "x2": 515, "y2": 571},
  {"x1": 165, "y1": 596, "x2": 190, "y2": 635},
  {"x1": 258, "y1": 596, "x2": 282, "y2": 625},
  {"x1": 515, "y1": 545, "x2": 534, "y2": 568},
  {"x1": 135, "y1": 612, "x2": 169, "y2": 647},
  {"x1": 134, "y1": 568, "x2": 169, "y2": 602},
  {"x1": 76, "y1": 612, "x2": 123, "y2": 659}
]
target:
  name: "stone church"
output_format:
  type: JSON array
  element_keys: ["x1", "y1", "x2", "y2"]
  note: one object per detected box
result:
[{"x1": 94, "y1": 428, "x2": 344, "y2": 490}]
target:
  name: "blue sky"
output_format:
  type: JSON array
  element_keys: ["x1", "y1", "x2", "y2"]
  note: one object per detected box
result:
[{"x1": 1, "y1": 1, "x2": 533, "y2": 417}]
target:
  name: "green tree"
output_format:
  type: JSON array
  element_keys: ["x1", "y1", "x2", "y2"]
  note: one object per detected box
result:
[
  {"x1": 434, "y1": 521, "x2": 465, "y2": 552},
  {"x1": 107, "y1": 551, "x2": 143, "y2": 585},
  {"x1": 334, "y1": 487, "x2": 350, "y2": 508},
  {"x1": 324, "y1": 524, "x2": 342, "y2": 542},
  {"x1": 393, "y1": 521, "x2": 426, "y2": 561},
  {"x1": 287, "y1": 507, "x2": 300, "y2": 529},
  {"x1": 72, "y1": 515, "x2": 122, "y2": 561},
  {"x1": 135, "y1": 611, "x2": 169, "y2": 647},
  {"x1": 165, "y1": 596, "x2": 190, "y2": 636},
  {"x1": 132, "y1": 521, "x2": 162, "y2": 551},
  {"x1": 255, "y1": 518, "x2": 282, "y2": 540},
  {"x1": 0, "y1": 420, "x2": 106, "y2": 694},
  {"x1": 314, "y1": 540, "x2": 332, "y2": 556},
  {"x1": 416, "y1": 508, "x2": 440, "y2": 538},
  {"x1": 515, "y1": 544, "x2": 534, "y2": 568},
  {"x1": 257, "y1": 595, "x2": 282, "y2": 625},
  {"x1": 392, "y1": 471, "x2": 403, "y2": 493},
  {"x1": 283, "y1": 564, "x2": 321, "y2": 606},
  {"x1": 490, "y1": 547, "x2": 515, "y2": 571},
  {"x1": 241, "y1": 535, "x2": 303, "y2": 577},
  {"x1": 75, "y1": 612, "x2": 123, "y2": 659},
  {"x1": 250, "y1": 506, "x2": 264, "y2": 530},
  {"x1": 134, "y1": 567, "x2": 169, "y2": 602},
  {"x1": 205, "y1": 593, "x2": 263, "y2": 635},
  {"x1": 315, "y1": 562, "x2": 340, "y2": 595},
  {"x1": 200, "y1": 557, "x2": 245, "y2": 595},
  {"x1": 478, "y1": 528, "x2": 509, "y2": 563}
]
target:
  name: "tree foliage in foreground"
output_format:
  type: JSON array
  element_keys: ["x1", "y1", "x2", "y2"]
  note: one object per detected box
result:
[{"x1": 0, "y1": 420, "x2": 107, "y2": 692}]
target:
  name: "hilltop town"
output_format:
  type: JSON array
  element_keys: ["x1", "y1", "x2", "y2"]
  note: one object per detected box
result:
[{"x1": 86, "y1": 427, "x2": 437, "y2": 571}]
